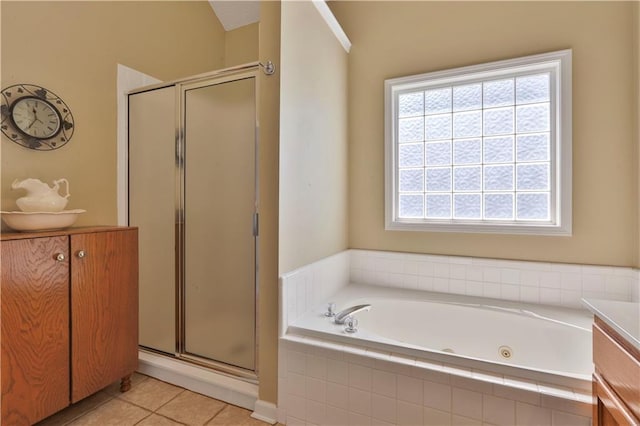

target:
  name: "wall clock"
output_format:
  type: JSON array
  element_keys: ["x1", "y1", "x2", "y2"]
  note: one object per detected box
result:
[{"x1": 0, "y1": 84, "x2": 75, "y2": 151}]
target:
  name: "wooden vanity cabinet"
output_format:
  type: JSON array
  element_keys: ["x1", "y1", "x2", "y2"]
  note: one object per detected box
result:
[
  {"x1": 592, "y1": 317, "x2": 640, "y2": 426},
  {"x1": 1, "y1": 227, "x2": 138, "y2": 425}
]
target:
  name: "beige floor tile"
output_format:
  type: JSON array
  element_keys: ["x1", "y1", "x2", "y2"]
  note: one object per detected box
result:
[
  {"x1": 67, "y1": 398, "x2": 150, "y2": 426},
  {"x1": 104, "y1": 372, "x2": 150, "y2": 396},
  {"x1": 137, "y1": 413, "x2": 187, "y2": 425},
  {"x1": 206, "y1": 405, "x2": 269, "y2": 425},
  {"x1": 36, "y1": 391, "x2": 113, "y2": 426},
  {"x1": 157, "y1": 390, "x2": 226, "y2": 425},
  {"x1": 117, "y1": 377, "x2": 184, "y2": 411}
]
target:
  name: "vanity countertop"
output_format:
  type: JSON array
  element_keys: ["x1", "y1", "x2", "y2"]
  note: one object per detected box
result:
[{"x1": 583, "y1": 298, "x2": 640, "y2": 351}]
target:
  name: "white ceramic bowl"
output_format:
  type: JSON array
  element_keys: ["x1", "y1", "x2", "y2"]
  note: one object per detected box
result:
[{"x1": 1, "y1": 210, "x2": 86, "y2": 232}]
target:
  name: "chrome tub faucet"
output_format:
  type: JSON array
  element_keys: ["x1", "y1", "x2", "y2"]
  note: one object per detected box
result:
[{"x1": 333, "y1": 304, "x2": 372, "y2": 325}]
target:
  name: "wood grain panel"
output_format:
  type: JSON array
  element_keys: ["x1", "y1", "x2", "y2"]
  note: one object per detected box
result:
[
  {"x1": 594, "y1": 323, "x2": 640, "y2": 421},
  {"x1": 593, "y1": 373, "x2": 639, "y2": 425},
  {"x1": 1, "y1": 237, "x2": 70, "y2": 425},
  {"x1": 70, "y1": 229, "x2": 139, "y2": 402}
]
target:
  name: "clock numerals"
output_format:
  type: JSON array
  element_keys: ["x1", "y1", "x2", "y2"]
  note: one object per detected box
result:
[{"x1": 9, "y1": 96, "x2": 61, "y2": 139}]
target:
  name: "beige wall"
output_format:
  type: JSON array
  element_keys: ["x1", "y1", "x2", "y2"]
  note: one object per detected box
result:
[
  {"x1": 1, "y1": 1, "x2": 225, "y2": 227},
  {"x1": 330, "y1": 1, "x2": 637, "y2": 267},
  {"x1": 257, "y1": 0, "x2": 281, "y2": 404},
  {"x1": 635, "y1": 1, "x2": 640, "y2": 267},
  {"x1": 279, "y1": 1, "x2": 349, "y2": 273},
  {"x1": 225, "y1": 23, "x2": 259, "y2": 68}
]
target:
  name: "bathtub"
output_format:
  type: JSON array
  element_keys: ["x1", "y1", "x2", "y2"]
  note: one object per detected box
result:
[{"x1": 287, "y1": 283, "x2": 593, "y2": 385}]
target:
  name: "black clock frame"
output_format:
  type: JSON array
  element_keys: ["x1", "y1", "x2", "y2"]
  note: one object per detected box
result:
[{"x1": 1, "y1": 84, "x2": 75, "y2": 150}]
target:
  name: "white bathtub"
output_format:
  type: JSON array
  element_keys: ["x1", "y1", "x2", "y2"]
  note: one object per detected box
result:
[{"x1": 288, "y1": 284, "x2": 593, "y2": 384}]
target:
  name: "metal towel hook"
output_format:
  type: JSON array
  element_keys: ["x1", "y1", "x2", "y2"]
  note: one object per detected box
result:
[{"x1": 259, "y1": 61, "x2": 276, "y2": 76}]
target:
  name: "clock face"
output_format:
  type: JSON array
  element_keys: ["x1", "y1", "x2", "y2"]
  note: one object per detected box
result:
[
  {"x1": 0, "y1": 84, "x2": 74, "y2": 150},
  {"x1": 11, "y1": 97, "x2": 62, "y2": 139}
]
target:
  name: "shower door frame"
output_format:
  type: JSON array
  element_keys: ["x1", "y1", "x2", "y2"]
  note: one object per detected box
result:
[
  {"x1": 175, "y1": 69, "x2": 260, "y2": 381},
  {"x1": 128, "y1": 64, "x2": 261, "y2": 383}
]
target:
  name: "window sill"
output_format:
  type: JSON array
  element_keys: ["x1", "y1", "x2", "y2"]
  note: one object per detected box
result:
[{"x1": 385, "y1": 220, "x2": 572, "y2": 236}]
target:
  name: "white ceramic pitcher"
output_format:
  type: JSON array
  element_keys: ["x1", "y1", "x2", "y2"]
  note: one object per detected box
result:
[{"x1": 12, "y1": 178, "x2": 70, "y2": 212}]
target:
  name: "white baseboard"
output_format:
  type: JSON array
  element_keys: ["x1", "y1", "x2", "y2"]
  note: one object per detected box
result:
[
  {"x1": 137, "y1": 350, "x2": 258, "y2": 411},
  {"x1": 251, "y1": 400, "x2": 278, "y2": 424}
]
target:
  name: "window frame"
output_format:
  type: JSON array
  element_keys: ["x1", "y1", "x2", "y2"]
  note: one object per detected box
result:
[{"x1": 384, "y1": 49, "x2": 572, "y2": 235}]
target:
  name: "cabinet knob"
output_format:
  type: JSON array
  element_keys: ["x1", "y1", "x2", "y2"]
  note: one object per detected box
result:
[
  {"x1": 77, "y1": 250, "x2": 86, "y2": 258},
  {"x1": 55, "y1": 253, "x2": 65, "y2": 262}
]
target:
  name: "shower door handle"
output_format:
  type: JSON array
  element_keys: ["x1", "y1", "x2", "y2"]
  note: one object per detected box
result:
[{"x1": 253, "y1": 213, "x2": 259, "y2": 237}]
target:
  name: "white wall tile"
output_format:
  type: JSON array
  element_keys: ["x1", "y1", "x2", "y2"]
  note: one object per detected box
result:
[
  {"x1": 306, "y1": 399, "x2": 325, "y2": 425},
  {"x1": 483, "y1": 394, "x2": 516, "y2": 426},
  {"x1": 501, "y1": 284, "x2": 520, "y2": 301},
  {"x1": 433, "y1": 277, "x2": 449, "y2": 293},
  {"x1": 483, "y1": 282, "x2": 501, "y2": 299},
  {"x1": 396, "y1": 375, "x2": 422, "y2": 405},
  {"x1": 434, "y1": 263, "x2": 450, "y2": 278},
  {"x1": 287, "y1": 350, "x2": 306, "y2": 375},
  {"x1": 423, "y1": 407, "x2": 452, "y2": 426},
  {"x1": 287, "y1": 372, "x2": 306, "y2": 398},
  {"x1": 520, "y1": 270, "x2": 540, "y2": 287},
  {"x1": 541, "y1": 394, "x2": 591, "y2": 417},
  {"x1": 501, "y1": 268, "x2": 521, "y2": 285},
  {"x1": 349, "y1": 363, "x2": 373, "y2": 391},
  {"x1": 449, "y1": 279, "x2": 466, "y2": 295},
  {"x1": 539, "y1": 288, "x2": 561, "y2": 305},
  {"x1": 483, "y1": 267, "x2": 502, "y2": 283},
  {"x1": 326, "y1": 382, "x2": 349, "y2": 410},
  {"x1": 371, "y1": 419, "x2": 394, "y2": 426},
  {"x1": 423, "y1": 380, "x2": 451, "y2": 412},
  {"x1": 325, "y1": 405, "x2": 349, "y2": 425},
  {"x1": 327, "y1": 358, "x2": 348, "y2": 385},
  {"x1": 494, "y1": 383, "x2": 541, "y2": 406},
  {"x1": 539, "y1": 271, "x2": 561, "y2": 289},
  {"x1": 551, "y1": 410, "x2": 591, "y2": 426},
  {"x1": 306, "y1": 377, "x2": 326, "y2": 403},
  {"x1": 371, "y1": 394, "x2": 397, "y2": 424},
  {"x1": 451, "y1": 415, "x2": 482, "y2": 426},
  {"x1": 418, "y1": 276, "x2": 434, "y2": 291},
  {"x1": 287, "y1": 395, "x2": 307, "y2": 420},
  {"x1": 285, "y1": 415, "x2": 305, "y2": 426},
  {"x1": 372, "y1": 369, "x2": 397, "y2": 398},
  {"x1": 396, "y1": 401, "x2": 423, "y2": 426},
  {"x1": 452, "y1": 388, "x2": 482, "y2": 420},
  {"x1": 348, "y1": 387, "x2": 372, "y2": 416},
  {"x1": 516, "y1": 402, "x2": 551, "y2": 426},
  {"x1": 306, "y1": 354, "x2": 327, "y2": 380},
  {"x1": 348, "y1": 412, "x2": 372, "y2": 426},
  {"x1": 450, "y1": 265, "x2": 467, "y2": 280}
]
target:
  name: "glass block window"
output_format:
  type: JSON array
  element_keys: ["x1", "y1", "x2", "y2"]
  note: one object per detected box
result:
[{"x1": 385, "y1": 50, "x2": 572, "y2": 235}]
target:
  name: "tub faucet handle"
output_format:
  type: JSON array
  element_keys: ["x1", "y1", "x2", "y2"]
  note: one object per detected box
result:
[
  {"x1": 344, "y1": 316, "x2": 358, "y2": 333},
  {"x1": 325, "y1": 302, "x2": 336, "y2": 317}
]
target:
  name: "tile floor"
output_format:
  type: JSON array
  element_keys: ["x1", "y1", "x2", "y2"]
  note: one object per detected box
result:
[{"x1": 36, "y1": 373, "x2": 272, "y2": 426}]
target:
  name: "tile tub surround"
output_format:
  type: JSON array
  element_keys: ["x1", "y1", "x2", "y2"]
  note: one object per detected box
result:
[
  {"x1": 277, "y1": 336, "x2": 592, "y2": 426},
  {"x1": 279, "y1": 251, "x2": 352, "y2": 337},
  {"x1": 277, "y1": 250, "x2": 604, "y2": 425},
  {"x1": 350, "y1": 250, "x2": 637, "y2": 308}
]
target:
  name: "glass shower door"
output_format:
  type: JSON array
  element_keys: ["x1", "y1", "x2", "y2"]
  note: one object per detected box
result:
[{"x1": 182, "y1": 76, "x2": 257, "y2": 371}]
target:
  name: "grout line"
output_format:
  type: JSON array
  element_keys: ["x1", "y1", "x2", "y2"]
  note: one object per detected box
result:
[
  {"x1": 132, "y1": 411, "x2": 155, "y2": 426},
  {"x1": 203, "y1": 403, "x2": 229, "y2": 425}
]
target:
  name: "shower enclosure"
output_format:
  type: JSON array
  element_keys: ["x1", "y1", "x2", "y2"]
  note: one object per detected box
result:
[{"x1": 128, "y1": 66, "x2": 260, "y2": 379}]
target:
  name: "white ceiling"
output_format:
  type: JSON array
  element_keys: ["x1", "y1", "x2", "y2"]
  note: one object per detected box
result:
[{"x1": 208, "y1": 0, "x2": 260, "y2": 31}]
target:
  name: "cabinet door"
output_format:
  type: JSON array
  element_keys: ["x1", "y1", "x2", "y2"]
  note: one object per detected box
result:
[
  {"x1": 70, "y1": 229, "x2": 138, "y2": 402},
  {"x1": 1, "y1": 237, "x2": 70, "y2": 425}
]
